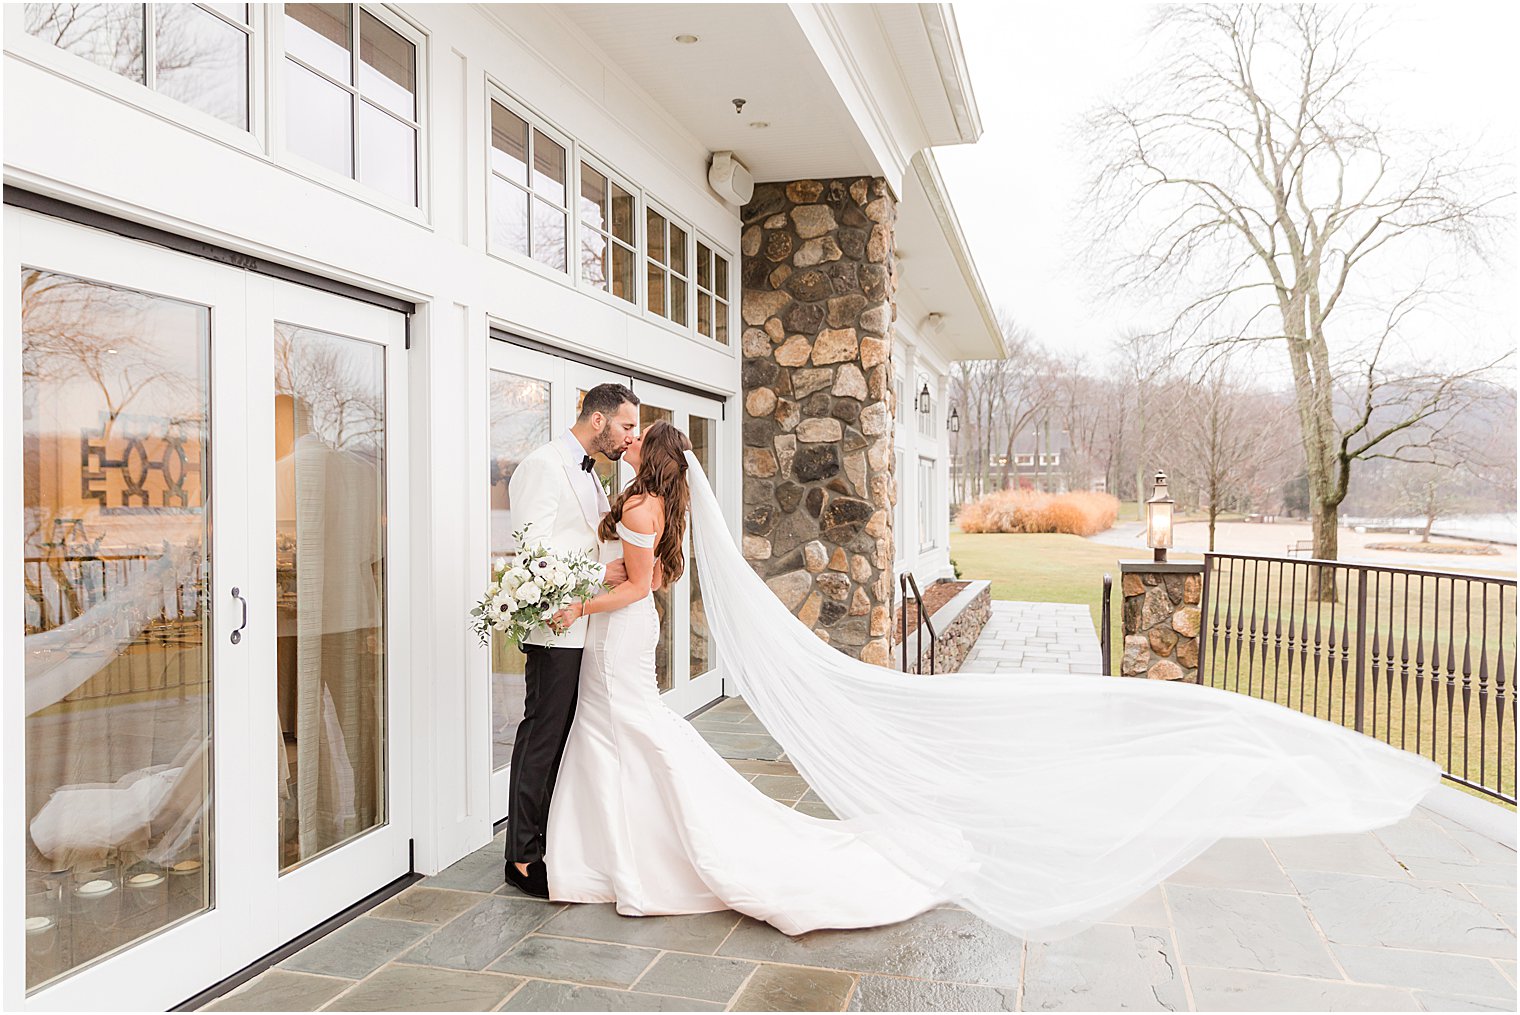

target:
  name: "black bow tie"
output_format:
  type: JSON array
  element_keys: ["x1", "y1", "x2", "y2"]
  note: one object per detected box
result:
[{"x1": 580, "y1": 455, "x2": 596, "y2": 473}]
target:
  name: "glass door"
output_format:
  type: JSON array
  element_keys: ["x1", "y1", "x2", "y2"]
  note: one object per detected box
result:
[
  {"x1": 10, "y1": 212, "x2": 252, "y2": 1011},
  {"x1": 628, "y1": 379, "x2": 725, "y2": 716},
  {"x1": 245, "y1": 280, "x2": 411, "y2": 945},
  {"x1": 8, "y1": 212, "x2": 412, "y2": 1009}
]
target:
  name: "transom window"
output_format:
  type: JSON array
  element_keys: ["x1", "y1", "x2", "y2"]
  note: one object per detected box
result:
[
  {"x1": 283, "y1": 3, "x2": 420, "y2": 206},
  {"x1": 646, "y1": 208, "x2": 690, "y2": 327},
  {"x1": 490, "y1": 99, "x2": 569, "y2": 273},
  {"x1": 695, "y1": 241, "x2": 730, "y2": 345},
  {"x1": 23, "y1": 3, "x2": 252, "y2": 129},
  {"x1": 578, "y1": 160, "x2": 636, "y2": 303}
]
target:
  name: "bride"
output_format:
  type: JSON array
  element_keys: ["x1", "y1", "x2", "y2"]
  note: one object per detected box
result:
[{"x1": 544, "y1": 420, "x2": 1438, "y2": 939}]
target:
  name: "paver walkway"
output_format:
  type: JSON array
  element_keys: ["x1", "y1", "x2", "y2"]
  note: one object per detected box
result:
[
  {"x1": 959, "y1": 600, "x2": 1104, "y2": 675},
  {"x1": 205, "y1": 697, "x2": 1516, "y2": 1013}
]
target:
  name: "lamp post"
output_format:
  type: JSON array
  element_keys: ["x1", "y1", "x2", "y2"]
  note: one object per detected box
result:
[{"x1": 1145, "y1": 471, "x2": 1174, "y2": 563}]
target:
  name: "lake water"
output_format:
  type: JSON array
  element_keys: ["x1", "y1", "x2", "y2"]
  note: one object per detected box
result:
[{"x1": 1344, "y1": 512, "x2": 1518, "y2": 545}]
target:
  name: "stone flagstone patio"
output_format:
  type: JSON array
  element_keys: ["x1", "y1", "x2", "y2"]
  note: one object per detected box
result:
[{"x1": 204, "y1": 688, "x2": 1515, "y2": 1012}]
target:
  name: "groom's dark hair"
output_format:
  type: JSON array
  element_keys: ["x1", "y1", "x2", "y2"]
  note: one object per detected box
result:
[{"x1": 578, "y1": 382, "x2": 639, "y2": 422}]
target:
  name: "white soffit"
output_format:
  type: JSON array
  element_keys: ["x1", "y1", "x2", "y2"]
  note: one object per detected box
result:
[
  {"x1": 895, "y1": 149, "x2": 1004, "y2": 361},
  {"x1": 553, "y1": 3, "x2": 879, "y2": 182}
]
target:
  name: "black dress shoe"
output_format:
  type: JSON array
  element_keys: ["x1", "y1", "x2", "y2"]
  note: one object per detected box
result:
[{"x1": 504, "y1": 860, "x2": 549, "y2": 898}]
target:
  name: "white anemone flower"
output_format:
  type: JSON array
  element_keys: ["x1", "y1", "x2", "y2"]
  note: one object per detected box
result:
[{"x1": 515, "y1": 581, "x2": 541, "y2": 604}]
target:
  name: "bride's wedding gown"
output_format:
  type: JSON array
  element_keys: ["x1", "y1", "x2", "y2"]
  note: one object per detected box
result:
[{"x1": 545, "y1": 458, "x2": 1439, "y2": 939}]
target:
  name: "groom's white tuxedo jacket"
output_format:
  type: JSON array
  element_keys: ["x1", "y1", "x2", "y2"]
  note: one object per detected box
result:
[{"x1": 509, "y1": 431, "x2": 611, "y2": 648}]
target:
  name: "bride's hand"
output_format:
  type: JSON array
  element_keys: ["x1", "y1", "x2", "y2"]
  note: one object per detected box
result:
[{"x1": 550, "y1": 601, "x2": 584, "y2": 631}]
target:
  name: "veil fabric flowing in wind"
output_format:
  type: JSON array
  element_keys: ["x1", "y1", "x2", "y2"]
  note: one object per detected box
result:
[{"x1": 680, "y1": 451, "x2": 1440, "y2": 939}]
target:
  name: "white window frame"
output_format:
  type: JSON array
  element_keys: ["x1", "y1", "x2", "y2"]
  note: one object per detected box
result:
[
  {"x1": 693, "y1": 232, "x2": 734, "y2": 349},
  {"x1": 918, "y1": 456, "x2": 937, "y2": 551},
  {"x1": 271, "y1": 2, "x2": 430, "y2": 221},
  {"x1": 1040, "y1": 453, "x2": 1060, "y2": 466},
  {"x1": 574, "y1": 150, "x2": 642, "y2": 311},
  {"x1": 5, "y1": 2, "x2": 266, "y2": 156},
  {"x1": 1015, "y1": 453, "x2": 1034, "y2": 467},
  {"x1": 643, "y1": 196, "x2": 694, "y2": 335}
]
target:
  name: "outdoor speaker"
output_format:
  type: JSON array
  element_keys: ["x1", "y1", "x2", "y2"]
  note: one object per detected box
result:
[{"x1": 708, "y1": 151, "x2": 754, "y2": 206}]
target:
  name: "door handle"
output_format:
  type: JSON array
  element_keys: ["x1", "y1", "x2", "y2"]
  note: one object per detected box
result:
[{"x1": 230, "y1": 586, "x2": 248, "y2": 644}]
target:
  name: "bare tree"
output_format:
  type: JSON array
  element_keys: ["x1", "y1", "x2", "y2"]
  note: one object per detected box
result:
[
  {"x1": 1112, "y1": 327, "x2": 1179, "y2": 516},
  {"x1": 1083, "y1": 4, "x2": 1511, "y2": 569}
]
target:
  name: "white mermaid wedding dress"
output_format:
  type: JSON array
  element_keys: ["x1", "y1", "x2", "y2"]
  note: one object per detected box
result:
[{"x1": 544, "y1": 454, "x2": 1438, "y2": 939}]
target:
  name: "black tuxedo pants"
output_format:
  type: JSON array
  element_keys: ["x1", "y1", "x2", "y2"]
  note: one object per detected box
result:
[{"x1": 505, "y1": 643, "x2": 582, "y2": 864}]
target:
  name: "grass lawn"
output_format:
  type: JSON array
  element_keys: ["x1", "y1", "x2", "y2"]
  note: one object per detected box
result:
[{"x1": 947, "y1": 530, "x2": 1202, "y2": 667}]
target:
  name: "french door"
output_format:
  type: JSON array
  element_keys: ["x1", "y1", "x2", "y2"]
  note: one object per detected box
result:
[
  {"x1": 9, "y1": 211, "x2": 410, "y2": 1010},
  {"x1": 483, "y1": 339, "x2": 725, "y2": 819}
]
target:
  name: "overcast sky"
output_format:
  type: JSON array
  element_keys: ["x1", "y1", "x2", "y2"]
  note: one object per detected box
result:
[{"x1": 935, "y1": 1, "x2": 1519, "y2": 377}]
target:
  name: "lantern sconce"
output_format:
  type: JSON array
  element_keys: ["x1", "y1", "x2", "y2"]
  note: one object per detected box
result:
[
  {"x1": 917, "y1": 381, "x2": 932, "y2": 416},
  {"x1": 947, "y1": 405, "x2": 961, "y2": 433},
  {"x1": 1145, "y1": 470, "x2": 1175, "y2": 563}
]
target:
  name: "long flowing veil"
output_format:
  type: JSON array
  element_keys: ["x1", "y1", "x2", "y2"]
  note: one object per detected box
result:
[{"x1": 682, "y1": 451, "x2": 1439, "y2": 939}]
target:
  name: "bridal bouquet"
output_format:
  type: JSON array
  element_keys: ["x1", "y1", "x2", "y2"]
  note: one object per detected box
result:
[{"x1": 470, "y1": 526, "x2": 607, "y2": 646}]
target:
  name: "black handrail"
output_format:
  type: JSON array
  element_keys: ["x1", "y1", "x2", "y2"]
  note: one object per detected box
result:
[
  {"x1": 899, "y1": 572, "x2": 938, "y2": 675},
  {"x1": 1101, "y1": 573, "x2": 1113, "y2": 676}
]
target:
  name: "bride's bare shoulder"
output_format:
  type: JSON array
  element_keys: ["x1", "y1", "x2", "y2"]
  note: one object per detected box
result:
[{"x1": 620, "y1": 494, "x2": 664, "y2": 530}]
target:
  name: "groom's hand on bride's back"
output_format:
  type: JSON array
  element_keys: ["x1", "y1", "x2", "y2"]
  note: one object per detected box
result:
[{"x1": 604, "y1": 557, "x2": 627, "y2": 585}]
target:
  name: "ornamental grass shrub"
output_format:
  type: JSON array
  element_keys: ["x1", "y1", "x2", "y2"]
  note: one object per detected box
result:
[{"x1": 956, "y1": 489, "x2": 1120, "y2": 537}]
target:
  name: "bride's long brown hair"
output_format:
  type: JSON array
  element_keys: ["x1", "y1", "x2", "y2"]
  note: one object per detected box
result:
[{"x1": 598, "y1": 420, "x2": 692, "y2": 584}]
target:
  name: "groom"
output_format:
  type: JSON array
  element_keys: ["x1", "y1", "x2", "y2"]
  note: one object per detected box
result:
[{"x1": 503, "y1": 382, "x2": 640, "y2": 898}]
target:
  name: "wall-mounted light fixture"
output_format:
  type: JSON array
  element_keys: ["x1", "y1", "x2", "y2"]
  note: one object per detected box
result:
[
  {"x1": 917, "y1": 381, "x2": 932, "y2": 415},
  {"x1": 947, "y1": 406, "x2": 960, "y2": 433}
]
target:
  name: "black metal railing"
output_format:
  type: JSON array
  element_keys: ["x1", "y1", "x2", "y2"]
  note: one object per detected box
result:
[
  {"x1": 1200, "y1": 552, "x2": 1517, "y2": 805},
  {"x1": 1101, "y1": 573, "x2": 1113, "y2": 676},
  {"x1": 899, "y1": 572, "x2": 938, "y2": 675}
]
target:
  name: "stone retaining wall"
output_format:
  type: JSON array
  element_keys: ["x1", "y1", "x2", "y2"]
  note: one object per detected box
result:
[{"x1": 899, "y1": 581, "x2": 991, "y2": 675}]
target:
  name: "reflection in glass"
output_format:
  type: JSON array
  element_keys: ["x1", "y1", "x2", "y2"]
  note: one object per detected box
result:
[
  {"x1": 490, "y1": 103, "x2": 529, "y2": 185},
  {"x1": 490, "y1": 175, "x2": 529, "y2": 259},
  {"x1": 489, "y1": 372, "x2": 551, "y2": 771},
  {"x1": 640, "y1": 403, "x2": 675, "y2": 692},
  {"x1": 24, "y1": 3, "x2": 146, "y2": 82},
  {"x1": 358, "y1": 9, "x2": 414, "y2": 119},
  {"x1": 286, "y1": 3, "x2": 351, "y2": 82},
  {"x1": 669, "y1": 223, "x2": 688, "y2": 275},
  {"x1": 532, "y1": 200, "x2": 568, "y2": 273},
  {"x1": 611, "y1": 246, "x2": 636, "y2": 305},
  {"x1": 647, "y1": 262, "x2": 665, "y2": 320},
  {"x1": 358, "y1": 100, "x2": 416, "y2": 205},
  {"x1": 286, "y1": 58, "x2": 353, "y2": 176},
  {"x1": 611, "y1": 184, "x2": 635, "y2": 245},
  {"x1": 274, "y1": 324, "x2": 387, "y2": 871},
  {"x1": 531, "y1": 130, "x2": 566, "y2": 204},
  {"x1": 670, "y1": 276, "x2": 688, "y2": 327},
  {"x1": 155, "y1": 4, "x2": 248, "y2": 129},
  {"x1": 714, "y1": 256, "x2": 730, "y2": 345},
  {"x1": 688, "y1": 416, "x2": 715, "y2": 680},
  {"x1": 579, "y1": 166, "x2": 637, "y2": 304},
  {"x1": 21, "y1": 269, "x2": 212, "y2": 990}
]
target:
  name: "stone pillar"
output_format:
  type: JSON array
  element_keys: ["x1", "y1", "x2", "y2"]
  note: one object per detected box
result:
[
  {"x1": 739, "y1": 177, "x2": 898, "y2": 665},
  {"x1": 1119, "y1": 561, "x2": 1204, "y2": 680}
]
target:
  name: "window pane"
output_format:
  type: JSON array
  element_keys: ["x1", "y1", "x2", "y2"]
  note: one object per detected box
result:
[
  {"x1": 579, "y1": 162, "x2": 607, "y2": 228},
  {"x1": 688, "y1": 416, "x2": 714, "y2": 679},
  {"x1": 610, "y1": 183, "x2": 635, "y2": 245},
  {"x1": 647, "y1": 262, "x2": 665, "y2": 317},
  {"x1": 203, "y1": 3, "x2": 247, "y2": 22},
  {"x1": 24, "y1": 3, "x2": 146, "y2": 82},
  {"x1": 154, "y1": 4, "x2": 248, "y2": 129},
  {"x1": 611, "y1": 244, "x2": 636, "y2": 304},
  {"x1": 285, "y1": 58, "x2": 352, "y2": 176},
  {"x1": 531, "y1": 199, "x2": 567, "y2": 273},
  {"x1": 715, "y1": 298, "x2": 729, "y2": 345},
  {"x1": 531, "y1": 130, "x2": 566, "y2": 205},
  {"x1": 274, "y1": 323, "x2": 388, "y2": 871},
  {"x1": 697, "y1": 292, "x2": 712, "y2": 338},
  {"x1": 669, "y1": 223, "x2": 687, "y2": 276},
  {"x1": 581, "y1": 227, "x2": 608, "y2": 291},
  {"x1": 696, "y1": 242, "x2": 712, "y2": 290},
  {"x1": 490, "y1": 176, "x2": 528, "y2": 258},
  {"x1": 714, "y1": 254, "x2": 728, "y2": 296},
  {"x1": 488, "y1": 372, "x2": 551, "y2": 771},
  {"x1": 358, "y1": 102, "x2": 416, "y2": 205},
  {"x1": 285, "y1": 3, "x2": 351, "y2": 82},
  {"x1": 489, "y1": 102, "x2": 528, "y2": 185},
  {"x1": 670, "y1": 275, "x2": 688, "y2": 327},
  {"x1": 646, "y1": 209, "x2": 666, "y2": 265},
  {"x1": 358, "y1": 9, "x2": 414, "y2": 120},
  {"x1": 21, "y1": 269, "x2": 212, "y2": 990}
]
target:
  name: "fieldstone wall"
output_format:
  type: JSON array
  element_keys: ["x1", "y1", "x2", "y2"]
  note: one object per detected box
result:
[
  {"x1": 1120, "y1": 564, "x2": 1204, "y2": 680},
  {"x1": 739, "y1": 177, "x2": 898, "y2": 666}
]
